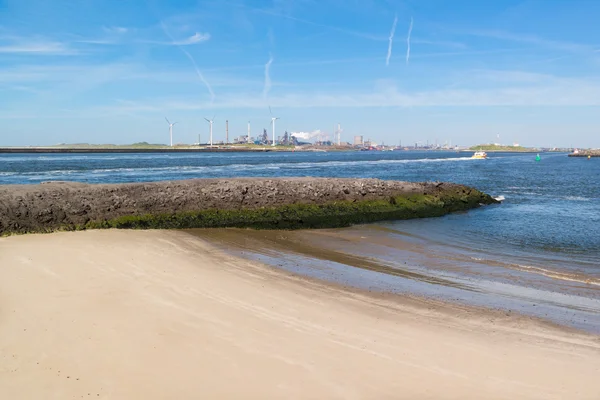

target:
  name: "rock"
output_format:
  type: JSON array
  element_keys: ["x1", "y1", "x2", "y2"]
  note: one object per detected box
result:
[{"x1": 0, "y1": 178, "x2": 498, "y2": 235}]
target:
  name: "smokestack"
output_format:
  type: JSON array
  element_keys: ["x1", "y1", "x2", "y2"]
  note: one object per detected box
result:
[
  {"x1": 247, "y1": 121, "x2": 250, "y2": 143},
  {"x1": 226, "y1": 120, "x2": 229, "y2": 144}
]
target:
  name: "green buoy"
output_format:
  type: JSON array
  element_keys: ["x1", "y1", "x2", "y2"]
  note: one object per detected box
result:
[{"x1": 535, "y1": 153, "x2": 541, "y2": 162}]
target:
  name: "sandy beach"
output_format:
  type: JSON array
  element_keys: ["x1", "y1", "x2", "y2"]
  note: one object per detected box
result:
[{"x1": 1, "y1": 230, "x2": 599, "y2": 399}]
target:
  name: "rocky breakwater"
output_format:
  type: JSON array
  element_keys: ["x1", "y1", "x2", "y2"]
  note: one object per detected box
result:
[
  {"x1": 568, "y1": 150, "x2": 600, "y2": 157},
  {"x1": 0, "y1": 178, "x2": 498, "y2": 235}
]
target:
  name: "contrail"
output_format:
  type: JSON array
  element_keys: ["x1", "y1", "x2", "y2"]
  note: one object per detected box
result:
[
  {"x1": 263, "y1": 54, "x2": 273, "y2": 98},
  {"x1": 180, "y1": 48, "x2": 215, "y2": 102},
  {"x1": 386, "y1": 15, "x2": 398, "y2": 66},
  {"x1": 160, "y1": 22, "x2": 215, "y2": 103},
  {"x1": 406, "y1": 16, "x2": 413, "y2": 65}
]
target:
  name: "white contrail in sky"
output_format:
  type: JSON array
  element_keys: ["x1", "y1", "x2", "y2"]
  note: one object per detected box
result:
[
  {"x1": 160, "y1": 22, "x2": 215, "y2": 103},
  {"x1": 180, "y1": 48, "x2": 215, "y2": 102},
  {"x1": 406, "y1": 16, "x2": 413, "y2": 65},
  {"x1": 263, "y1": 54, "x2": 273, "y2": 98},
  {"x1": 386, "y1": 15, "x2": 398, "y2": 66}
]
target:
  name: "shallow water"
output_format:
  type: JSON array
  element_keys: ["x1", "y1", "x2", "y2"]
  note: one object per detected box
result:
[
  {"x1": 2, "y1": 150, "x2": 599, "y2": 331},
  {"x1": 189, "y1": 228, "x2": 600, "y2": 333}
]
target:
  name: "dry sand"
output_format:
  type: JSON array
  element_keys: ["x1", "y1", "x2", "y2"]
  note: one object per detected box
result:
[{"x1": 1, "y1": 230, "x2": 599, "y2": 399}]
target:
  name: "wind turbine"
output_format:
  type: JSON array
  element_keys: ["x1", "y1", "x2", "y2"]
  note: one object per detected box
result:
[
  {"x1": 269, "y1": 106, "x2": 279, "y2": 147},
  {"x1": 204, "y1": 114, "x2": 215, "y2": 146},
  {"x1": 165, "y1": 117, "x2": 177, "y2": 147}
]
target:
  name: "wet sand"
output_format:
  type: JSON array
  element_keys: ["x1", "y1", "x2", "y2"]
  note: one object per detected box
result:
[
  {"x1": 192, "y1": 227, "x2": 600, "y2": 333},
  {"x1": 1, "y1": 230, "x2": 600, "y2": 399}
]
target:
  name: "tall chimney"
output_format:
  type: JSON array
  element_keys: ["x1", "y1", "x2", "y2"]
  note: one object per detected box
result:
[{"x1": 226, "y1": 120, "x2": 229, "y2": 144}]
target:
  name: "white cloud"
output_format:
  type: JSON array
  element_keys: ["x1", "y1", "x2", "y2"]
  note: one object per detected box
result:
[
  {"x1": 103, "y1": 26, "x2": 128, "y2": 34},
  {"x1": 72, "y1": 26, "x2": 133, "y2": 45},
  {"x1": 406, "y1": 17, "x2": 413, "y2": 65},
  {"x1": 0, "y1": 84, "x2": 41, "y2": 94},
  {"x1": 469, "y1": 70, "x2": 554, "y2": 83},
  {"x1": 75, "y1": 39, "x2": 116, "y2": 45},
  {"x1": 174, "y1": 32, "x2": 211, "y2": 45},
  {"x1": 0, "y1": 63, "x2": 133, "y2": 83},
  {"x1": 0, "y1": 62, "x2": 269, "y2": 90},
  {"x1": 0, "y1": 66, "x2": 57, "y2": 83},
  {"x1": 0, "y1": 37, "x2": 77, "y2": 55},
  {"x1": 462, "y1": 29, "x2": 597, "y2": 55},
  {"x1": 11, "y1": 74, "x2": 599, "y2": 124},
  {"x1": 90, "y1": 76, "x2": 600, "y2": 117},
  {"x1": 410, "y1": 39, "x2": 467, "y2": 49},
  {"x1": 141, "y1": 31, "x2": 211, "y2": 46},
  {"x1": 250, "y1": 6, "x2": 385, "y2": 41}
]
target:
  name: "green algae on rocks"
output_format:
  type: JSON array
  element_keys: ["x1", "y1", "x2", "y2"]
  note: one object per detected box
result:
[
  {"x1": 83, "y1": 192, "x2": 491, "y2": 231},
  {"x1": 0, "y1": 178, "x2": 498, "y2": 235}
]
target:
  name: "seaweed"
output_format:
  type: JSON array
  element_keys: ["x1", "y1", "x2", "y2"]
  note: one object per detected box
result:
[{"x1": 80, "y1": 191, "x2": 494, "y2": 231}]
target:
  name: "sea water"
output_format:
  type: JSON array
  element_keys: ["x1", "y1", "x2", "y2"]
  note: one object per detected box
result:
[{"x1": 2, "y1": 151, "x2": 599, "y2": 331}]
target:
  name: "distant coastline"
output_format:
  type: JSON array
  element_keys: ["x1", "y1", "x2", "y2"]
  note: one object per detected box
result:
[
  {"x1": 0, "y1": 142, "x2": 298, "y2": 153},
  {"x1": 568, "y1": 150, "x2": 600, "y2": 157},
  {"x1": 460, "y1": 149, "x2": 540, "y2": 153},
  {"x1": 0, "y1": 146, "x2": 283, "y2": 154},
  {"x1": 466, "y1": 144, "x2": 541, "y2": 153},
  {"x1": 0, "y1": 143, "x2": 579, "y2": 154}
]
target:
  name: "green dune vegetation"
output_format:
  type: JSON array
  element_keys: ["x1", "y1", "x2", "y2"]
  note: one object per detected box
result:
[
  {"x1": 47, "y1": 142, "x2": 169, "y2": 149},
  {"x1": 0, "y1": 142, "x2": 297, "y2": 153},
  {"x1": 47, "y1": 142, "x2": 293, "y2": 149}
]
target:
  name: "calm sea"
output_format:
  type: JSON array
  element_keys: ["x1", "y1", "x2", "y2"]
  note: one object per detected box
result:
[{"x1": 2, "y1": 151, "x2": 599, "y2": 331}]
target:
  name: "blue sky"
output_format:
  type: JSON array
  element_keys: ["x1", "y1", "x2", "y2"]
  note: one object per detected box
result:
[{"x1": 1, "y1": 0, "x2": 599, "y2": 147}]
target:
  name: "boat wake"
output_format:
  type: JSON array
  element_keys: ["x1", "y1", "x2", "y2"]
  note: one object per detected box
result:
[{"x1": 1, "y1": 156, "x2": 479, "y2": 184}]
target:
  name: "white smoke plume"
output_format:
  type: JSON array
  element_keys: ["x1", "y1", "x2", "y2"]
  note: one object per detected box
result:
[
  {"x1": 406, "y1": 16, "x2": 413, "y2": 65},
  {"x1": 291, "y1": 130, "x2": 328, "y2": 141},
  {"x1": 263, "y1": 54, "x2": 273, "y2": 98},
  {"x1": 386, "y1": 15, "x2": 398, "y2": 66}
]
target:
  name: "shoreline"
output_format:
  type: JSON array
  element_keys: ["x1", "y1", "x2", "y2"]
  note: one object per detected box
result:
[
  {"x1": 1, "y1": 147, "x2": 572, "y2": 154},
  {"x1": 186, "y1": 229, "x2": 581, "y2": 336},
  {"x1": 188, "y1": 227, "x2": 600, "y2": 334},
  {"x1": 1, "y1": 229, "x2": 599, "y2": 399},
  {"x1": 0, "y1": 147, "x2": 286, "y2": 154},
  {"x1": 460, "y1": 149, "x2": 541, "y2": 153}
]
